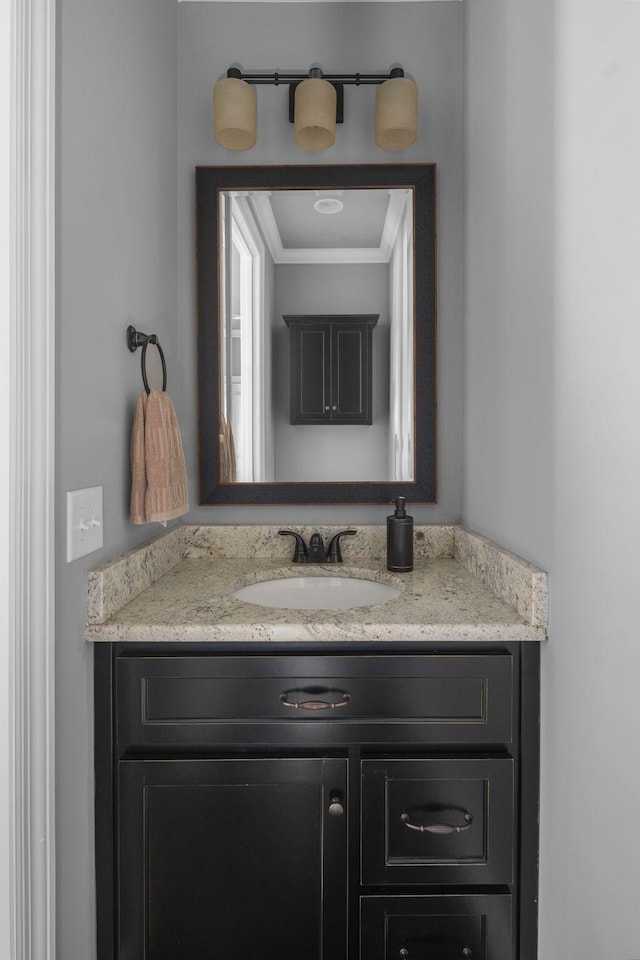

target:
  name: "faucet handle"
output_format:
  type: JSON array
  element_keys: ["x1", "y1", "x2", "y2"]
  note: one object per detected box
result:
[
  {"x1": 278, "y1": 530, "x2": 308, "y2": 563},
  {"x1": 307, "y1": 532, "x2": 328, "y2": 563},
  {"x1": 327, "y1": 530, "x2": 357, "y2": 564}
]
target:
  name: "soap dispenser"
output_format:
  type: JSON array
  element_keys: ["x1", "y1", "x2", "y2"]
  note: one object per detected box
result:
[{"x1": 387, "y1": 497, "x2": 413, "y2": 572}]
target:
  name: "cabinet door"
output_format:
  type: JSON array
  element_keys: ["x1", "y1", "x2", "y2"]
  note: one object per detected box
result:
[
  {"x1": 287, "y1": 317, "x2": 374, "y2": 425},
  {"x1": 118, "y1": 757, "x2": 347, "y2": 960},
  {"x1": 331, "y1": 320, "x2": 372, "y2": 424},
  {"x1": 290, "y1": 321, "x2": 331, "y2": 423}
]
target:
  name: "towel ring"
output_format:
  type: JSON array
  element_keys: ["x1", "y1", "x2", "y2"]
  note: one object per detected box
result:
[{"x1": 127, "y1": 324, "x2": 167, "y2": 394}]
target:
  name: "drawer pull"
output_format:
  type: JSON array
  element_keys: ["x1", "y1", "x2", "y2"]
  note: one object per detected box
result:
[
  {"x1": 280, "y1": 691, "x2": 350, "y2": 711},
  {"x1": 400, "y1": 811, "x2": 473, "y2": 835},
  {"x1": 400, "y1": 947, "x2": 472, "y2": 958}
]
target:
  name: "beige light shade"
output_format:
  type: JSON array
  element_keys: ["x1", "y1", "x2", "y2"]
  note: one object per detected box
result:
[
  {"x1": 294, "y1": 78, "x2": 337, "y2": 152},
  {"x1": 375, "y1": 76, "x2": 418, "y2": 151},
  {"x1": 213, "y1": 77, "x2": 257, "y2": 151}
]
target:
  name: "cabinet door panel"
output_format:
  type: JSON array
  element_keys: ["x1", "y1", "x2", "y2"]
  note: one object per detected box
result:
[
  {"x1": 293, "y1": 325, "x2": 330, "y2": 422},
  {"x1": 332, "y1": 324, "x2": 371, "y2": 423},
  {"x1": 118, "y1": 758, "x2": 347, "y2": 960},
  {"x1": 361, "y1": 758, "x2": 514, "y2": 885}
]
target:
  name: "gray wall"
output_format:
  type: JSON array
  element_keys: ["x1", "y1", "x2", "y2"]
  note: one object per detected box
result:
[
  {"x1": 463, "y1": 0, "x2": 554, "y2": 565},
  {"x1": 464, "y1": 0, "x2": 640, "y2": 956},
  {"x1": 273, "y1": 262, "x2": 390, "y2": 481},
  {"x1": 56, "y1": 0, "x2": 177, "y2": 956},
  {"x1": 178, "y1": 0, "x2": 464, "y2": 523}
]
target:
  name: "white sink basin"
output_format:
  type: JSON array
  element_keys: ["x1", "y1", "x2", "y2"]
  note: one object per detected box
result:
[{"x1": 234, "y1": 576, "x2": 400, "y2": 610}]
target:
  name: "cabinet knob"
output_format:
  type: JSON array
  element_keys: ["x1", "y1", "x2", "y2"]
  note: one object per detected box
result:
[
  {"x1": 332, "y1": 405, "x2": 337, "y2": 410},
  {"x1": 325, "y1": 405, "x2": 330, "y2": 411},
  {"x1": 328, "y1": 796, "x2": 344, "y2": 817},
  {"x1": 399, "y1": 950, "x2": 409, "y2": 959}
]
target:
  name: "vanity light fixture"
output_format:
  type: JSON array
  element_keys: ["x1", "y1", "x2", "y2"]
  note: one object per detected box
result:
[
  {"x1": 294, "y1": 68, "x2": 337, "y2": 151},
  {"x1": 213, "y1": 65, "x2": 418, "y2": 153},
  {"x1": 213, "y1": 70, "x2": 257, "y2": 151}
]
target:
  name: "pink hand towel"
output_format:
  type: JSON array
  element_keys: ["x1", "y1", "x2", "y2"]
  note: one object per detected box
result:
[
  {"x1": 220, "y1": 412, "x2": 237, "y2": 483},
  {"x1": 130, "y1": 389, "x2": 189, "y2": 524}
]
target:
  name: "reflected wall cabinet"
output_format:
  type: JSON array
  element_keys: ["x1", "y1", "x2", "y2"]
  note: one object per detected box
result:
[
  {"x1": 284, "y1": 314, "x2": 378, "y2": 425},
  {"x1": 94, "y1": 644, "x2": 540, "y2": 960}
]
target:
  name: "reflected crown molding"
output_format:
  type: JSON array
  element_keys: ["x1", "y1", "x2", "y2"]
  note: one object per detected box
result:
[
  {"x1": 248, "y1": 190, "x2": 406, "y2": 265},
  {"x1": 180, "y1": 1, "x2": 460, "y2": 4}
]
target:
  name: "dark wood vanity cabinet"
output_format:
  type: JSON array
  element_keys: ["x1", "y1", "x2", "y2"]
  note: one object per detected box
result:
[
  {"x1": 95, "y1": 645, "x2": 539, "y2": 960},
  {"x1": 284, "y1": 314, "x2": 378, "y2": 425}
]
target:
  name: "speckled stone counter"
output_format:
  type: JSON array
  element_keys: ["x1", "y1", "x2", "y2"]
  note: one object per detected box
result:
[{"x1": 85, "y1": 525, "x2": 547, "y2": 644}]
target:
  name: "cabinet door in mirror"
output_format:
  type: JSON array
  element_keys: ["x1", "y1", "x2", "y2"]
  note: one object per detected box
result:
[
  {"x1": 196, "y1": 165, "x2": 437, "y2": 504},
  {"x1": 286, "y1": 315, "x2": 378, "y2": 428}
]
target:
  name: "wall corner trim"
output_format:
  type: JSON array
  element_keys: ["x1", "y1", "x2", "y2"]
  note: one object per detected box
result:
[{"x1": 10, "y1": 0, "x2": 57, "y2": 957}]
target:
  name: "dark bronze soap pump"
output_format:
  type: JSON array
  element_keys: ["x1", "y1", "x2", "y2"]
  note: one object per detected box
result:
[{"x1": 387, "y1": 497, "x2": 413, "y2": 572}]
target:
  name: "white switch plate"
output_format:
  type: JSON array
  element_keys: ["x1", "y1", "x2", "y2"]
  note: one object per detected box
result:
[{"x1": 66, "y1": 486, "x2": 104, "y2": 562}]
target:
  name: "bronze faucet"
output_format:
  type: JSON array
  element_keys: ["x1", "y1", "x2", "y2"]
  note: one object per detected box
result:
[{"x1": 278, "y1": 530, "x2": 356, "y2": 564}]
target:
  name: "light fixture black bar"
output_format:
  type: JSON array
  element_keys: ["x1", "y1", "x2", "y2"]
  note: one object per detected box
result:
[{"x1": 226, "y1": 67, "x2": 405, "y2": 86}]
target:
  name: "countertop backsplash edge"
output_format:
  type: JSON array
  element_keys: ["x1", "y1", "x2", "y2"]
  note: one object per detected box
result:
[
  {"x1": 87, "y1": 522, "x2": 547, "y2": 630},
  {"x1": 454, "y1": 526, "x2": 548, "y2": 627},
  {"x1": 87, "y1": 525, "x2": 188, "y2": 624}
]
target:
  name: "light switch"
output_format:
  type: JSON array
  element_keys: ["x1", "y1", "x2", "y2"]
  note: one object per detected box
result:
[{"x1": 66, "y1": 486, "x2": 104, "y2": 562}]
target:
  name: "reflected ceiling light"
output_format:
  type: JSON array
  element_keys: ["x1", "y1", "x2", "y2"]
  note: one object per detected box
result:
[
  {"x1": 313, "y1": 192, "x2": 344, "y2": 215},
  {"x1": 213, "y1": 65, "x2": 418, "y2": 153}
]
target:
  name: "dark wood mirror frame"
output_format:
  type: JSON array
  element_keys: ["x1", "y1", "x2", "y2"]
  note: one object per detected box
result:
[{"x1": 196, "y1": 164, "x2": 436, "y2": 505}]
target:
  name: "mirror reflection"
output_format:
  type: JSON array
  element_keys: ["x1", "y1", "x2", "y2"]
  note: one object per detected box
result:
[{"x1": 218, "y1": 188, "x2": 414, "y2": 484}]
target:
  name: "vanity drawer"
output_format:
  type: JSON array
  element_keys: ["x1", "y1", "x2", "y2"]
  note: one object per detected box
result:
[
  {"x1": 360, "y1": 894, "x2": 513, "y2": 960},
  {"x1": 361, "y1": 758, "x2": 514, "y2": 885},
  {"x1": 115, "y1": 654, "x2": 513, "y2": 747}
]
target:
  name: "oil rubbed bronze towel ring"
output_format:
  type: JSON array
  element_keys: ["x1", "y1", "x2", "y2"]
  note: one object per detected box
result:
[{"x1": 126, "y1": 324, "x2": 167, "y2": 394}]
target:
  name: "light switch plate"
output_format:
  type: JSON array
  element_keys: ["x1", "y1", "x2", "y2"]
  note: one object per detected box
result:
[{"x1": 66, "y1": 486, "x2": 104, "y2": 562}]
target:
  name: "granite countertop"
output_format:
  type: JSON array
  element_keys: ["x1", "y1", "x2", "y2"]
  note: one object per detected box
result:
[{"x1": 85, "y1": 525, "x2": 548, "y2": 644}]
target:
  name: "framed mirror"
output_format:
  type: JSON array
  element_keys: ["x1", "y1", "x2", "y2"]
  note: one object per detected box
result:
[{"x1": 196, "y1": 164, "x2": 436, "y2": 505}]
